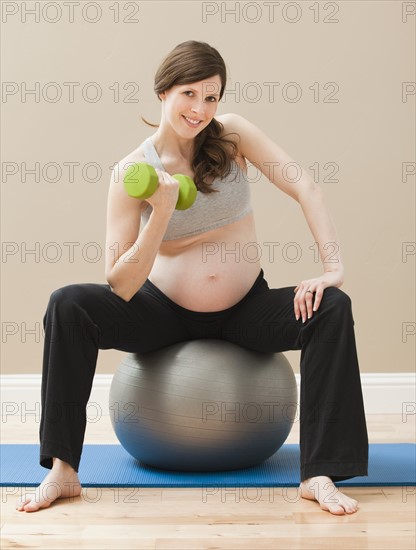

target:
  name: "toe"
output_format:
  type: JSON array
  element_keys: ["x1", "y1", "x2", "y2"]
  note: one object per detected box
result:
[
  {"x1": 23, "y1": 501, "x2": 41, "y2": 512},
  {"x1": 344, "y1": 497, "x2": 358, "y2": 513},
  {"x1": 16, "y1": 498, "x2": 30, "y2": 511},
  {"x1": 326, "y1": 503, "x2": 345, "y2": 515},
  {"x1": 346, "y1": 503, "x2": 359, "y2": 514}
]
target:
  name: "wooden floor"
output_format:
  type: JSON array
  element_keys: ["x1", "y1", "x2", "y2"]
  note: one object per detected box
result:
[{"x1": 1, "y1": 413, "x2": 415, "y2": 549}]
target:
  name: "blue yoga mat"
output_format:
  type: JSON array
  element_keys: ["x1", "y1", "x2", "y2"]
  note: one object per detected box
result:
[{"x1": 1, "y1": 443, "x2": 415, "y2": 488}]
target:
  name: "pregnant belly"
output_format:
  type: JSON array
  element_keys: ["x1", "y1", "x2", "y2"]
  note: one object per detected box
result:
[{"x1": 147, "y1": 214, "x2": 262, "y2": 312}]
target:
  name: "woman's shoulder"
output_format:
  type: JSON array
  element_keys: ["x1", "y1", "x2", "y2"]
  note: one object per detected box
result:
[
  {"x1": 216, "y1": 112, "x2": 256, "y2": 143},
  {"x1": 215, "y1": 113, "x2": 247, "y2": 171},
  {"x1": 215, "y1": 113, "x2": 246, "y2": 157},
  {"x1": 215, "y1": 112, "x2": 241, "y2": 136},
  {"x1": 118, "y1": 141, "x2": 148, "y2": 171}
]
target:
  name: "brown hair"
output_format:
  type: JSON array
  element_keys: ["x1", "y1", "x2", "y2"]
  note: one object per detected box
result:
[{"x1": 140, "y1": 41, "x2": 239, "y2": 193}]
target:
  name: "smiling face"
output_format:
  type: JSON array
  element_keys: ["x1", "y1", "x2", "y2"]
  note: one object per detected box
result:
[{"x1": 159, "y1": 75, "x2": 222, "y2": 137}]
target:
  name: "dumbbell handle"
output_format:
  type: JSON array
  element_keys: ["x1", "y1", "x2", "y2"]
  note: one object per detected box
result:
[{"x1": 123, "y1": 162, "x2": 197, "y2": 210}]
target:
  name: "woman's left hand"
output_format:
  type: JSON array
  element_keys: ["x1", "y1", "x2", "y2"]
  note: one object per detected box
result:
[{"x1": 293, "y1": 270, "x2": 344, "y2": 323}]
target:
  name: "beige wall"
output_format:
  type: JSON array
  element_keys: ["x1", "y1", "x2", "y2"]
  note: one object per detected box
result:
[{"x1": 1, "y1": 1, "x2": 415, "y2": 375}]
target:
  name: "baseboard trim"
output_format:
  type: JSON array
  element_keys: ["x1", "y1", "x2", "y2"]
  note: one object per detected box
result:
[{"x1": 1, "y1": 373, "x2": 415, "y2": 416}]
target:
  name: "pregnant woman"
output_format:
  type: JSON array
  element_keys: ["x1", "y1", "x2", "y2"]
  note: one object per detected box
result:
[{"x1": 17, "y1": 40, "x2": 368, "y2": 515}]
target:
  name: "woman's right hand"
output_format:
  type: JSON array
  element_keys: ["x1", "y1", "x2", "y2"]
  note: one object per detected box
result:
[{"x1": 145, "y1": 168, "x2": 179, "y2": 214}]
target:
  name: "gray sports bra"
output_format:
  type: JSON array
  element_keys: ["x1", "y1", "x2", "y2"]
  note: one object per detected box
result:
[{"x1": 140, "y1": 137, "x2": 253, "y2": 241}]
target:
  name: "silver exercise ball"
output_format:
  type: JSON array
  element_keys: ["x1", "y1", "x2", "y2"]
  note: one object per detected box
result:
[{"x1": 109, "y1": 339, "x2": 298, "y2": 472}]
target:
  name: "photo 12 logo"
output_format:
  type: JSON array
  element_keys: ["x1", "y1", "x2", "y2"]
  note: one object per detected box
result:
[{"x1": 1, "y1": 1, "x2": 141, "y2": 24}]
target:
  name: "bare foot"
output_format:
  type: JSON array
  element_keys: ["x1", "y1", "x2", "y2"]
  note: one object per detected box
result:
[
  {"x1": 16, "y1": 458, "x2": 82, "y2": 512},
  {"x1": 300, "y1": 475, "x2": 359, "y2": 515}
]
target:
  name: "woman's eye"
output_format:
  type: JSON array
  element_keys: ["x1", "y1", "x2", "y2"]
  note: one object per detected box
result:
[{"x1": 184, "y1": 91, "x2": 217, "y2": 102}]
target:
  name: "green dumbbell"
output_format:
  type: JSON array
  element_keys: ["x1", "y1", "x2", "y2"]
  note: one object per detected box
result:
[{"x1": 123, "y1": 162, "x2": 197, "y2": 210}]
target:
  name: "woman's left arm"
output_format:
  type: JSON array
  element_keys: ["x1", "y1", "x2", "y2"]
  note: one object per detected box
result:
[
  {"x1": 294, "y1": 188, "x2": 345, "y2": 322},
  {"x1": 223, "y1": 112, "x2": 345, "y2": 322}
]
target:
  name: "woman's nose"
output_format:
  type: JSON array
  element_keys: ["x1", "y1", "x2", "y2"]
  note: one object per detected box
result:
[{"x1": 191, "y1": 101, "x2": 207, "y2": 117}]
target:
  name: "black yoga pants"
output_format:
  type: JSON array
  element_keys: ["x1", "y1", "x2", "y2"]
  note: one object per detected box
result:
[{"x1": 39, "y1": 268, "x2": 369, "y2": 482}]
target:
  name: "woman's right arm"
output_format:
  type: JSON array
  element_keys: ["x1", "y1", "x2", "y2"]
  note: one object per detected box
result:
[{"x1": 105, "y1": 163, "x2": 179, "y2": 302}]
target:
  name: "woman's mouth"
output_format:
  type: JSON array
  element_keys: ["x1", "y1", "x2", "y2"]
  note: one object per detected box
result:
[{"x1": 182, "y1": 115, "x2": 202, "y2": 127}]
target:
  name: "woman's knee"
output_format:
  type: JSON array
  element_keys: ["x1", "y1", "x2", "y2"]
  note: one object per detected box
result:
[
  {"x1": 322, "y1": 286, "x2": 351, "y2": 304},
  {"x1": 43, "y1": 284, "x2": 105, "y2": 348},
  {"x1": 319, "y1": 286, "x2": 353, "y2": 321},
  {"x1": 49, "y1": 284, "x2": 83, "y2": 306},
  {"x1": 47, "y1": 283, "x2": 107, "y2": 312}
]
